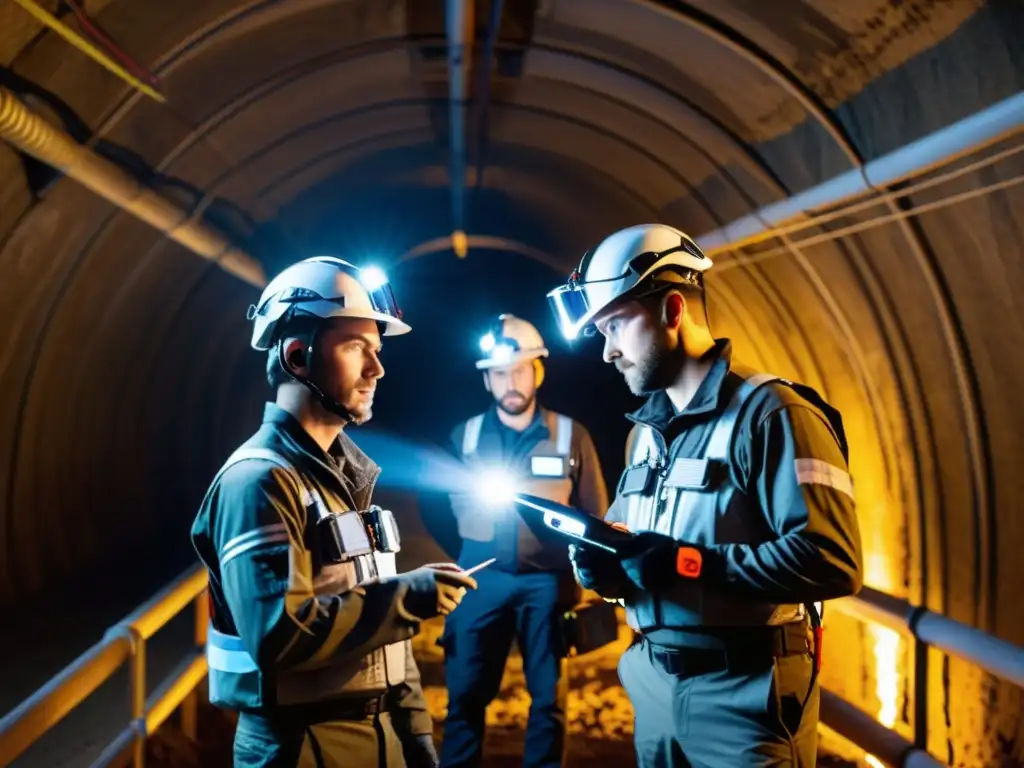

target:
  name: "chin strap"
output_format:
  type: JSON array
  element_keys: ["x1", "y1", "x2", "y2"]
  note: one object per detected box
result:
[{"x1": 277, "y1": 341, "x2": 356, "y2": 424}]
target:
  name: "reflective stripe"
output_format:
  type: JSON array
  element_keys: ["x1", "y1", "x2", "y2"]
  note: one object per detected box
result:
[
  {"x1": 222, "y1": 529, "x2": 291, "y2": 567},
  {"x1": 704, "y1": 372, "x2": 779, "y2": 460},
  {"x1": 221, "y1": 523, "x2": 287, "y2": 557},
  {"x1": 462, "y1": 414, "x2": 484, "y2": 456},
  {"x1": 662, "y1": 370, "x2": 779, "y2": 549},
  {"x1": 555, "y1": 414, "x2": 572, "y2": 455},
  {"x1": 207, "y1": 626, "x2": 259, "y2": 674},
  {"x1": 794, "y1": 458, "x2": 854, "y2": 500}
]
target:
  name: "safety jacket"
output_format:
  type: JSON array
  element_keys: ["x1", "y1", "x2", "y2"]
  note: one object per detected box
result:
[
  {"x1": 605, "y1": 342, "x2": 861, "y2": 640},
  {"x1": 190, "y1": 404, "x2": 431, "y2": 732},
  {"x1": 449, "y1": 407, "x2": 605, "y2": 573}
]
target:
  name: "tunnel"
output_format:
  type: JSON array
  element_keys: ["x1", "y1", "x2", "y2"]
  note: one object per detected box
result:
[{"x1": 1, "y1": 0, "x2": 1023, "y2": 766}]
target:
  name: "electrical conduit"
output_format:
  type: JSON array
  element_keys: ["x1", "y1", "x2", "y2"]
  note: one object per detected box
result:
[{"x1": 0, "y1": 87, "x2": 265, "y2": 288}]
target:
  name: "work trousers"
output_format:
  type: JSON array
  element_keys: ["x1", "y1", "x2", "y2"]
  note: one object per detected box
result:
[
  {"x1": 233, "y1": 710, "x2": 405, "y2": 768},
  {"x1": 440, "y1": 569, "x2": 569, "y2": 768},
  {"x1": 618, "y1": 636, "x2": 819, "y2": 767}
]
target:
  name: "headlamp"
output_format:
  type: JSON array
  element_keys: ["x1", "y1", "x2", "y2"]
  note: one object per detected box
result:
[
  {"x1": 359, "y1": 265, "x2": 389, "y2": 292},
  {"x1": 490, "y1": 343, "x2": 516, "y2": 364}
]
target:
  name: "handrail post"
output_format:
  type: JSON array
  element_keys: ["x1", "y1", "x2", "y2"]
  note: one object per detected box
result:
[
  {"x1": 910, "y1": 608, "x2": 929, "y2": 753},
  {"x1": 180, "y1": 590, "x2": 209, "y2": 741},
  {"x1": 128, "y1": 628, "x2": 146, "y2": 768},
  {"x1": 195, "y1": 589, "x2": 209, "y2": 647}
]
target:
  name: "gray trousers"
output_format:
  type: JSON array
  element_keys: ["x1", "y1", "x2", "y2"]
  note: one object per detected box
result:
[
  {"x1": 618, "y1": 638, "x2": 819, "y2": 767},
  {"x1": 233, "y1": 710, "x2": 406, "y2": 768}
]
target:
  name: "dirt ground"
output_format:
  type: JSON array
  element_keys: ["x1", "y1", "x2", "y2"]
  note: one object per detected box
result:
[{"x1": 412, "y1": 614, "x2": 638, "y2": 765}]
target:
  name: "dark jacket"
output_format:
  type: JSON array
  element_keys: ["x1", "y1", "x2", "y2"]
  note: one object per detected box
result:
[
  {"x1": 575, "y1": 340, "x2": 863, "y2": 640},
  {"x1": 190, "y1": 404, "x2": 432, "y2": 737}
]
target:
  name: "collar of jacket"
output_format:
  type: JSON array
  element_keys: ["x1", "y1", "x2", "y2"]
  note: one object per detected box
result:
[
  {"x1": 626, "y1": 338, "x2": 734, "y2": 434},
  {"x1": 261, "y1": 402, "x2": 381, "y2": 508},
  {"x1": 484, "y1": 402, "x2": 551, "y2": 440}
]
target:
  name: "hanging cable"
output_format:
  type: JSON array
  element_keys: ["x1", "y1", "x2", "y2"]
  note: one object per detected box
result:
[
  {"x1": 11, "y1": 0, "x2": 164, "y2": 103},
  {"x1": 61, "y1": 0, "x2": 162, "y2": 91}
]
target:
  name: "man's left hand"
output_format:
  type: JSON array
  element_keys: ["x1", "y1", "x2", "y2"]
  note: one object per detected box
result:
[
  {"x1": 619, "y1": 531, "x2": 704, "y2": 592},
  {"x1": 404, "y1": 734, "x2": 439, "y2": 768}
]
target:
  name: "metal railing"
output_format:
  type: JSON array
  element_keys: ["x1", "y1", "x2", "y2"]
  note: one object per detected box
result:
[
  {"x1": 2, "y1": 567, "x2": 1022, "y2": 768},
  {"x1": 0, "y1": 566, "x2": 210, "y2": 768},
  {"x1": 824, "y1": 586, "x2": 1024, "y2": 767}
]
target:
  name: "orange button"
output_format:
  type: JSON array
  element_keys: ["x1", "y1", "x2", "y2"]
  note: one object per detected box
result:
[
  {"x1": 610, "y1": 522, "x2": 631, "y2": 533},
  {"x1": 676, "y1": 546, "x2": 703, "y2": 579}
]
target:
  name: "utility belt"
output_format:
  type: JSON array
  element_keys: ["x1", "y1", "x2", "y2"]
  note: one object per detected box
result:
[{"x1": 635, "y1": 621, "x2": 813, "y2": 677}]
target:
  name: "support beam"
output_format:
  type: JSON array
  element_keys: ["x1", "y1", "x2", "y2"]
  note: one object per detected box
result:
[
  {"x1": 446, "y1": 0, "x2": 475, "y2": 255},
  {"x1": 0, "y1": 87, "x2": 266, "y2": 288},
  {"x1": 696, "y1": 91, "x2": 1024, "y2": 256}
]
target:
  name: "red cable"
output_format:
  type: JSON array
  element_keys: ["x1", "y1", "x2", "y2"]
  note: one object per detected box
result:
[{"x1": 62, "y1": 0, "x2": 162, "y2": 89}]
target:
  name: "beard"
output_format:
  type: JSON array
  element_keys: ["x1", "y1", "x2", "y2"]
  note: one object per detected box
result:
[
  {"x1": 617, "y1": 335, "x2": 680, "y2": 396},
  {"x1": 347, "y1": 404, "x2": 373, "y2": 426},
  {"x1": 340, "y1": 387, "x2": 375, "y2": 425},
  {"x1": 497, "y1": 390, "x2": 534, "y2": 416}
]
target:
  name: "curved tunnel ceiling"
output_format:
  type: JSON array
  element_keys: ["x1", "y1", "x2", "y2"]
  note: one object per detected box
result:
[{"x1": 1, "y1": 0, "x2": 1023, "y2": 760}]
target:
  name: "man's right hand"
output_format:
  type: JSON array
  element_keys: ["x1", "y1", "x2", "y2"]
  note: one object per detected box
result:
[
  {"x1": 569, "y1": 543, "x2": 631, "y2": 597},
  {"x1": 395, "y1": 563, "x2": 478, "y2": 621}
]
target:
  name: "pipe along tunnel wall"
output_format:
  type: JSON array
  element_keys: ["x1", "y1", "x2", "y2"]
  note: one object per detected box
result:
[{"x1": 1, "y1": 0, "x2": 1023, "y2": 763}]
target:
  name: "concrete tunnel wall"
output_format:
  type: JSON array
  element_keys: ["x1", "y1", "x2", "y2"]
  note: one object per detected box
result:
[{"x1": 0, "y1": 0, "x2": 1022, "y2": 763}]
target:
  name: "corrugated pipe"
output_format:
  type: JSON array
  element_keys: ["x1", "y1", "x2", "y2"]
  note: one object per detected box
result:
[
  {"x1": 697, "y1": 90, "x2": 1024, "y2": 256},
  {"x1": 0, "y1": 86, "x2": 266, "y2": 288}
]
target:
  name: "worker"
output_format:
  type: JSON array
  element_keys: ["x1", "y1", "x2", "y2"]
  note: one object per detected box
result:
[
  {"x1": 436, "y1": 314, "x2": 609, "y2": 768},
  {"x1": 546, "y1": 224, "x2": 864, "y2": 767},
  {"x1": 190, "y1": 256, "x2": 478, "y2": 768}
]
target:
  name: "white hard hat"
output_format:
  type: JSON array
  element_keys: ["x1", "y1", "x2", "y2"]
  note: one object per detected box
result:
[
  {"x1": 248, "y1": 256, "x2": 411, "y2": 350},
  {"x1": 476, "y1": 314, "x2": 549, "y2": 370},
  {"x1": 547, "y1": 224, "x2": 712, "y2": 340}
]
